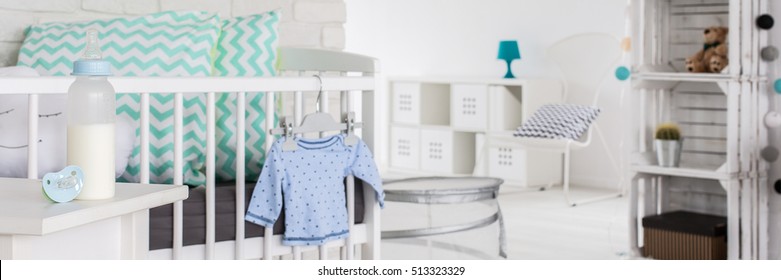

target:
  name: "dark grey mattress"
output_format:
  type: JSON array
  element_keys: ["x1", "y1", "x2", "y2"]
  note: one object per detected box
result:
[{"x1": 149, "y1": 178, "x2": 366, "y2": 250}]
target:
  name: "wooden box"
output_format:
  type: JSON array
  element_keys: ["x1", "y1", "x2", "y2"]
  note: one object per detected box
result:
[{"x1": 642, "y1": 211, "x2": 727, "y2": 260}]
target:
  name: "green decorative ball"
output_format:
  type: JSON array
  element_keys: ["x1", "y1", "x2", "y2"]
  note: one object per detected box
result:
[
  {"x1": 775, "y1": 79, "x2": 781, "y2": 94},
  {"x1": 615, "y1": 66, "x2": 630, "y2": 81}
]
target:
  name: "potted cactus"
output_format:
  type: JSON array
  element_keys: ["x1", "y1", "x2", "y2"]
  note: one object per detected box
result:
[{"x1": 655, "y1": 123, "x2": 683, "y2": 167}]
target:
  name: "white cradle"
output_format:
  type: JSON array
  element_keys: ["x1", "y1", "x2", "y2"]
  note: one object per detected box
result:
[{"x1": 0, "y1": 47, "x2": 382, "y2": 260}]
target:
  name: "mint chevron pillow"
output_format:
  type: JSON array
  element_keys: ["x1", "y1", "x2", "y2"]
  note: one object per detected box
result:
[
  {"x1": 213, "y1": 10, "x2": 280, "y2": 182},
  {"x1": 18, "y1": 11, "x2": 221, "y2": 186}
]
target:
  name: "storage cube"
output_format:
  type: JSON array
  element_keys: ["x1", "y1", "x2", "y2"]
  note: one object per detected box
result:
[
  {"x1": 486, "y1": 144, "x2": 561, "y2": 187},
  {"x1": 451, "y1": 84, "x2": 488, "y2": 130},
  {"x1": 391, "y1": 82, "x2": 450, "y2": 125},
  {"x1": 642, "y1": 211, "x2": 727, "y2": 260},
  {"x1": 390, "y1": 126, "x2": 420, "y2": 170},
  {"x1": 419, "y1": 129, "x2": 476, "y2": 174}
]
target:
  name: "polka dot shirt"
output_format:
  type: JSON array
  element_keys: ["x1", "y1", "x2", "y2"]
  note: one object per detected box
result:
[{"x1": 245, "y1": 134, "x2": 384, "y2": 246}]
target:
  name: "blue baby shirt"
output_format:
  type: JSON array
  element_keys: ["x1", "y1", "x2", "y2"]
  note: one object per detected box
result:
[{"x1": 245, "y1": 134, "x2": 384, "y2": 246}]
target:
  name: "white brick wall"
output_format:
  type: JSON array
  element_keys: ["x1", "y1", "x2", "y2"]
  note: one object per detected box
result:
[
  {"x1": 0, "y1": 0, "x2": 347, "y2": 67},
  {"x1": 82, "y1": 0, "x2": 159, "y2": 15},
  {"x1": 294, "y1": 1, "x2": 346, "y2": 23}
]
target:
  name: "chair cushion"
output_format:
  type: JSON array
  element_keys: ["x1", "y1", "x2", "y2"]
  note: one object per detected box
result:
[{"x1": 514, "y1": 104, "x2": 600, "y2": 140}]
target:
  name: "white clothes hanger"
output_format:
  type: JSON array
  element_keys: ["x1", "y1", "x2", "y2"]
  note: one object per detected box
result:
[{"x1": 270, "y1": 75, "x2": 361, "y2": 151}]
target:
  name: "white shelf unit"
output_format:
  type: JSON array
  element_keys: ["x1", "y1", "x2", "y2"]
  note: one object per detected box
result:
[
  {"x1": 628, "y1": 0, "x2": 772, "y2": 260},
  {"x1": 387, "y1": 77, "x2": 563, "y2": 187}
]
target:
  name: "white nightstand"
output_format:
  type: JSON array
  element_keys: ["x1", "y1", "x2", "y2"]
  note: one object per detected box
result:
[{"x1": 0, "y1": 178, "x2": 188, "y2": 259}]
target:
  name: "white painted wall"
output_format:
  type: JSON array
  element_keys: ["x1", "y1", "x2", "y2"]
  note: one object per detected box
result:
[
  {"x1": 345, "y1": 0, "x2": 628, "y2": 189},
  {"x1": 0, "y1": 0, "x2": 347, "y2": 67}
]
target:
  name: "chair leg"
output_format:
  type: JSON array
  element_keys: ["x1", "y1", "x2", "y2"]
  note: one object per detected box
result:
[
  {"x1": 563, "y1": 146, "x2": 574, "y2": 206},
  {"x1": 563, "y1": 143, "x2": 623, "y2": 207}
]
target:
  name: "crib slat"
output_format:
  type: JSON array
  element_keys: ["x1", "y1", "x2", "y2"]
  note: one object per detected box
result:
[
  {"x1": 293, "y1": 246, "x2": 302, "y2": 260},
  {"x1": 265, "y1": 92, "x2": 274, "y2": 151},
  {"x1": 294, "y1": 91, "x2": 303, "y2": 126},
  {"x1": 235, "y1": 91, "x2": 246, "y2": 260},
  {"x1": 174, "y1": 93, "x2": 184, "y2": 185},
  {"x1": 27, "y1": 94, "x2": 38, "y2": 179},
  {"x1": 206, "y1": 91, "x2": 216, "y2": 259},
  {"x1": 318, "y1": 72, "x2": 328, "y2": 139},
  {"x1": 263, "y1": 90, "x2": 274, "y2": 261},
  {"x1": 340, "y1": 80, "x2": 356, "y2": 260},
  {"x1": 340, "y1": 92, "x2": 348, "y2": 120},
  {"x1": 140, "y1": 92, "x2": 150, "y2": 184},
  {"x1": 173, "y1": 92, "x2": 184, "y2": 259},
  {"x1": 319, "y1": 245, "x2": 328, "y2": 260},
  {"x1": 346, "y1": 175, "x2": 355, "y2": 260},
  {"x1": 263, "y1": 227, "x2": 273, "y2": 260}
]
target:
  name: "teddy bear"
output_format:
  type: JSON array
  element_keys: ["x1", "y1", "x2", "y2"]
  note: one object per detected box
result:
[
  {"x1": 685, "y1": 26, "x2": 728, "y2": 73},
  {"x1": 709, "y1": 53, "x2": 729, "y2": 73}
]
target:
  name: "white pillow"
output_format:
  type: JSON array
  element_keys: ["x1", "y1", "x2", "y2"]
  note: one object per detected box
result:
[{"x1": 0, "y1": 66, "x2": 135, "y2": 179}]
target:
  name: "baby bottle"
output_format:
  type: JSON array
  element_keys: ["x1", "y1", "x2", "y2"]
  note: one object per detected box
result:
[{"x1": 67, "y1": 29, "x2": 116, "y2": 200}]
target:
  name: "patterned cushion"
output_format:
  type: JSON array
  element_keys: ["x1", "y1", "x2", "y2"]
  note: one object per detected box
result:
[
  {"x1": 514, "y1": 104, "x2": 601, "y2": 140},
  {"x1": 18, "y1": 11, "x2": 221, "y2": 186},
  {"x1": 213, "y1": 11, "x2": 280, "y2": 181}
]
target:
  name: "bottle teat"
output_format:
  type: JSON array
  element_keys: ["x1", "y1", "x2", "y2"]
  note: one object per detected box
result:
[
  {"x1": 71, "y1": 29, "x2": 111, "y2": 76},
  {"x1": 81, "y1": 29, "x2": 102, "y2": 60}
]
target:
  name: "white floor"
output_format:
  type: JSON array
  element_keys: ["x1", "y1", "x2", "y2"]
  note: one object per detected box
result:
[{"x1": 380, "y1": 184, "x2": 630, "y2": 260}]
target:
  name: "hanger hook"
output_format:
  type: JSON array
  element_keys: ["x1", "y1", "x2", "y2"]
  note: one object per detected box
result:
[{"x1": 314, "y1": 74, "x2": 323, "y2": 112}]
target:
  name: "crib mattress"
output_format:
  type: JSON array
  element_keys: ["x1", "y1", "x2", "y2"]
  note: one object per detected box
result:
[{"x1": 149, "y1": 178, "x2": 366, "y2": 250}]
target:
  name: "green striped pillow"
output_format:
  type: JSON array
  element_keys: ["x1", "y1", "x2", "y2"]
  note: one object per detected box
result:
[
  {"x1": 213, "y1": 10, "x2": 280, "y2": 182},
  {"x1": 18, "y1": 11, "x2": 221, "y2": 186}
]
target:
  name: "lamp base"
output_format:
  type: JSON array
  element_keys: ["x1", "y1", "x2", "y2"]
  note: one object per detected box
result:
[{"x1": 503, "y1": 59, "x2": 516, "y2": 79}]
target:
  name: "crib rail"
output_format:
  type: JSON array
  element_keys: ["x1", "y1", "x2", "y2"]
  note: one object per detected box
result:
[{"x1": 0, "y1": 72, "x2": 379, "y2": 260}]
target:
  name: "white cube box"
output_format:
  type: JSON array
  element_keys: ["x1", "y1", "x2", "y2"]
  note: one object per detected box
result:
[
  {"x1": 487, "y1": 145, "x2": 562, "y2": 187},
  {"x1": 451, "y1": 84, "x2": 488, "y2": 131},
  {"x1": 390, "y1": 126, "x2": 420, "y2": 170},
  {"x1": 420, "y1": 128, "x2": 476, "y2": 174},
  {"x1": 391, "y1": 82, "x2": 450, "y2": 125}
]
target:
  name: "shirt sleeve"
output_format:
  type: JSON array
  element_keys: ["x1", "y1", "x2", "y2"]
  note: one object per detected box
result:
[
  {"x1": 245, "y1": 140, "x2": 286, "y2": 227},
  {"x1": 348, "y1": 139, "x2": 385, "y2": 208}
]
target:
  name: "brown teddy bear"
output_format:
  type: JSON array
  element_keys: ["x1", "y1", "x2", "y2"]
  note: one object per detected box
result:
[
  {"x1": 709, "y1": 53, "x2": 729, "y2": 73},
  {"x1": 685, "y1": 26, "x2": 728, "y2": 73}
]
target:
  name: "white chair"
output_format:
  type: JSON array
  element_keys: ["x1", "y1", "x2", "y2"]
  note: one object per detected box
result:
[{"x1": 478, "y1": 33, "x2": 626, "y2": 206}]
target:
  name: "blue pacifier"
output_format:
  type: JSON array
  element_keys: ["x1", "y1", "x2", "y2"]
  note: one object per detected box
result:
[{"x1": 42, "y1": 166, "x2": 84, "y2": 203}]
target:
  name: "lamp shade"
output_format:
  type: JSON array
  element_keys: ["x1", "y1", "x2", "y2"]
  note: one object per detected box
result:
[{"x1": 497, "y1": 40, "x2": 521, "y2": 60}]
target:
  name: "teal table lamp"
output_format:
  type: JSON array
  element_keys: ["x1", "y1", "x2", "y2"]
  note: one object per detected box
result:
[{"x1": 498, "y1": 40, "x2": 521, "y2": 78}]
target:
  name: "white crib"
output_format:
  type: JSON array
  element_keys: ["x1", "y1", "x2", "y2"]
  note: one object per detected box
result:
[{"x1": 0, "y1": 47, "x2": 381, "y2": 260}]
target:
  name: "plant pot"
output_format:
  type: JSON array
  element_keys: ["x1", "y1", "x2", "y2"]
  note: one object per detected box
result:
[{"x1": 655, "y1": 139, "x2": 683, "y2": 167}]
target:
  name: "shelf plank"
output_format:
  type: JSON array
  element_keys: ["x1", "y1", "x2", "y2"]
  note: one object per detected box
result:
[
  {"x1": 633, "y1": 72, "x2": 734, "y2": 83},
  {"x1": 630, "y1": 164, "x2": 735, "y2": 181}
]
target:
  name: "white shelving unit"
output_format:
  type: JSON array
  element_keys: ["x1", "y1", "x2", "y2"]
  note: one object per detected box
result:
[
  {"x1": 627, "y1": 0, "x2": 772, "y2": 260},
  {"x1": 387, "y1": 77, "x2": 563, "y2": 187}
]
